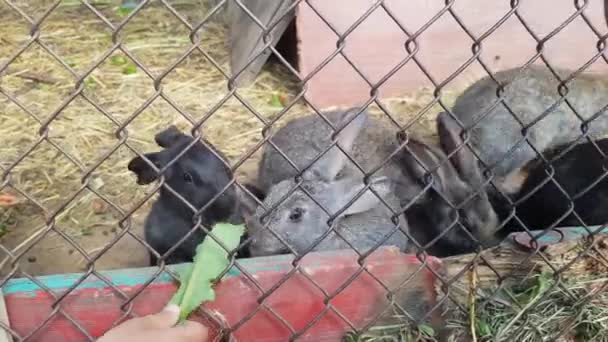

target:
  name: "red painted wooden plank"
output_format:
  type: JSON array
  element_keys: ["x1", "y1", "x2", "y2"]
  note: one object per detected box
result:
[
  {"x1": 296, "y1": 0, "x2": 608, "y2": 109},
  {"x1": 3, "y1": 247, "x2": 442, "y2": 342}
]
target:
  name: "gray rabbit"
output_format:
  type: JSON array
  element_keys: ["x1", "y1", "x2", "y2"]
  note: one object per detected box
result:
[
  {"x1": 257, "y1": 108, "x2": 409, "y2": 194},
  {"x1": 451, "y1": 65, "x2": 608, "y2": 179},
  {"x1": 128, "y1": 126, "x2": 262, "y2": 266},
  {"x1": 247, "y1": 109, "x2": 410, "y2": 257}
]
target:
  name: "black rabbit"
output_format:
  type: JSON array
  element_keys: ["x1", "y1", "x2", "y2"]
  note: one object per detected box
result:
[
  {"x1": 128, "y1": 126, "x2": 262, "y2": 266},
  {"x1": 498, "y1": 138, "x2": 608, "y2": 234}
]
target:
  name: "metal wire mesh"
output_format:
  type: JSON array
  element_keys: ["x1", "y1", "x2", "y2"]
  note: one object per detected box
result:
[{"x1": 1, "y1": 0, "x2": 608, "y2": 341}]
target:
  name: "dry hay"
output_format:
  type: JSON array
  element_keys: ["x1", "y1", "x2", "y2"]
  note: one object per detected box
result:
[
  {"x1": 0, "y1": 0, "x2": 462, "y2": 276},
  {"x1": 345, "y1": 273, "x2": 608, "y2": 342},
  {"x1": 444, "y1": 274, "x2": 608, "y2": 342}
]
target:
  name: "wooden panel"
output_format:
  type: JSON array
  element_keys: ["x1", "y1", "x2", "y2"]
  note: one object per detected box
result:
[
  {"x1": 2, "y1": 247, "x2": 442, "y2": 342},
  {"x1": 296, "y1": 0, "x2": 608, "y2": 108},
  {"x1": 229, "y1": 0, "x2": 295, "y2": 86}
]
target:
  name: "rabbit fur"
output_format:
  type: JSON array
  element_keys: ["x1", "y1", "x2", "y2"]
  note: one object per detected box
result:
[
  {"x1": 248, "y1": 109, "x2": 410, "y2": 257},
  {"x1": 128, "y1": 126, "x2": 262, "y2": 266},
  {"x1": 396, "y1": 112, "x2": 510, "y2": 256},
  {"x1": 494, "y1": 137, "x2": 608, "y2": 234},
  {"x1": 451, "y1": 65, "x2": 608, "y2": 179}
]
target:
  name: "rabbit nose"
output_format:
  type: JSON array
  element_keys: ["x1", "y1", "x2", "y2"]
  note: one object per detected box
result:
[{"x1": 247, "y1": 238, "x2": 267, "y2": 256}]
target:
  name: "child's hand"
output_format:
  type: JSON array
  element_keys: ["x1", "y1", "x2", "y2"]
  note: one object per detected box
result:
[{"x1": 98, "y1": 304, "x2": 208, "y2": 342}]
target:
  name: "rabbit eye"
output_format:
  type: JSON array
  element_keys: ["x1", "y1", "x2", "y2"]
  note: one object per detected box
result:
[
  {"x1": 183, "y1": 172, "x2": 194, "y2": 183},
  {"x1": 289, "y1": 208, "x2": 304, "y2": 222}
]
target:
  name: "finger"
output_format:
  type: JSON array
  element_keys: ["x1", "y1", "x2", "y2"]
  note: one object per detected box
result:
[
  {"x1": 137, "y1": 304, "x2": 181, "y2": 330},
  {"x1": 170, "y1": 320, "x2": 209, "y2": 341}
]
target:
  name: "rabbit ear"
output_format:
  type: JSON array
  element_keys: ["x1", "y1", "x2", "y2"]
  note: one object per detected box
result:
[
  {"x1": 400, "y1": 138, "x2": 479, "y2": 205},
  {"x1": 437, "y1": 112, "x2": 484, "y2": 185},
  {"x1": 312, "y1": 110, "x2": 368, "y2": 181},
  {"x1": 155, "y1": 125, "x2": 191, "y2": 148},
  {"x1": 328, "y1": 176, "x2": 392, "y2": 217},
  {"x1": 400, "y1": 140, "x2": 435, "y2": 182},
  {"x1": 399, "y1": 139, "x2": 450, "y2": 195},
  {"x1": 128, "y1": 153, "x2": 162, "y2": 185}
]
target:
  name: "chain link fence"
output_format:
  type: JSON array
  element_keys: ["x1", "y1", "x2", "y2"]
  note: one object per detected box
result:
[{"x1": 1, "y1": 0, "x2": 608, "y2": 341}]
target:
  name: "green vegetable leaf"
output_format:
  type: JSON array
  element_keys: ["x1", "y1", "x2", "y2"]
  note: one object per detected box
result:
[
  {"x1": 84, "y1": 77, "x2": 97, "y2": 88},
  {"x1": 170, "y1": 223, "x2": 245, "y2": 321},
  {"x1": 116, "y1": 5, "x2": 134, "y2": 17},
  {"x1": 0, "y1": 224, "x2": 8, "y2": 239},
  {"x1": 530, "y1": 271, "x2": 552, "y2": 300},
  {"x1": 418, "y1": 324, "x2": 435, "y2": 337},
  {"x1": 516, "y1": 271, "x2": 553, "y2": 305},
  {"x1": 269, "y1": 93, "x2": 282, "y2": 108},
  {"x1": 110, "y1": 55, "x2": 128, "y2": 66},
  {"x1": 122, "y1": 64, "x2": 137, "y2": 75},
  {"x1": 476, "y1": 319, "x2": 492, "y2": 337}
]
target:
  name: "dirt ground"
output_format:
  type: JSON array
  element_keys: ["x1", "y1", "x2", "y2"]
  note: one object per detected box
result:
[{"x1": 0, "y1": 1, "x2": 460, "y2": 278}]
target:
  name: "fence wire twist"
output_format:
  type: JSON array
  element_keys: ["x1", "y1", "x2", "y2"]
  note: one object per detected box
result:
[{"x1": 1, "y1": 0, "x2": 608, "y2": 341}]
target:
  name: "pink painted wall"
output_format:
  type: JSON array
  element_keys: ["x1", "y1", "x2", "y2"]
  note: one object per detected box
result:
[{"x1": 296, "y1": 0, "x2": 608, "y2": 108}]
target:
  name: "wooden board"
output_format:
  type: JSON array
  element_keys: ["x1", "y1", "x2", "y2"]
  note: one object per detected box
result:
[
  {"x1": 229, "y1": 0, "x2": 295, "y2": 86},
  {"x1": 2, "y1": 247, "x2": 442, "y2": 341}
]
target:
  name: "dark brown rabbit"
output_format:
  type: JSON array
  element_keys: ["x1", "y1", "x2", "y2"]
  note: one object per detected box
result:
[{"x1": 396, "y1": 112, "x2": 507, "y2": 256}]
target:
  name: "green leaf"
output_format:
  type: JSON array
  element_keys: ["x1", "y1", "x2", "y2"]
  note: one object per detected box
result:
[
  {"x1": 116, "y1": 5, "x2": 133, "y2": 17},
  {"x1": 170, "y1": 266, "x2": 193, "y2": 308},
  {"x1": 84, "y1": 77, "x2": 97, "y2": 88},
  {"x1": 537, "y1": 271, "x2": 552, "y2": 293},
  {"x1": 476, "y1": 319, "x2": 492, "y2": 337},
  {"x1": 418, "y1": 323, "x2": 435, "y2": 337},
  {"x1": 0, "y1": 223, "x2": 7, "y2": 239},
  {"x1": 122, "y1": 64, "x2": 137, "y2": 75},
  {"x1": 170, "y1": 223, "x2": 245, "y2": 321},
  {"x1": 516, "y1": 272, "x2": 553, "y2": 305},
  {"x1": 110, "y1": 55, "x2": 128, "y2": 66},
  {"x1": 269, "y1": 93, "x2": 282, "y2": 108}
]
